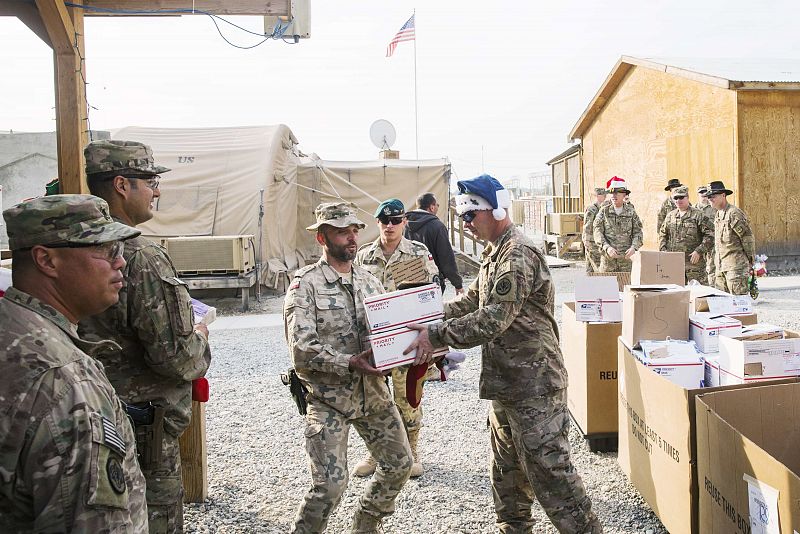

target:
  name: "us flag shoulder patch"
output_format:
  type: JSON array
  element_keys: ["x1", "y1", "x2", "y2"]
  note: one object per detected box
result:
[{"x1": 101, "y1": 416, "x2": 127, "y2": 456}]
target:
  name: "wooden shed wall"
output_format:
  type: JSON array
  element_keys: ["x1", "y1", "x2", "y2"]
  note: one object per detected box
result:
[
  {"x1": 737, "y1": 91, "x2": 800, "y2": 259},
  {"x1": 581, "y1": 66, "x2": 737, "y2": 248}
]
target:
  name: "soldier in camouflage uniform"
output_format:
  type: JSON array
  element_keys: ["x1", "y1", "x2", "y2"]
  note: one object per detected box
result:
[
  {"x1": 353, "y1": 198, "x2": 439, "y2": 479},
  {"x1": 1, "y1": 195, "x2": 148, "y2": 532},
  {"x1": 284, "y1": 202, "x2": 413, "y2": 534},
  {"x1": 658, "y1": 186, "x2": 714, "y2": 284},
  {"x1": 696, "y1": 185, "x2": 717, "y2": 285},
  {"x1": 581, "y1": 187, "x2": 607, "y2": 273},
  {"x1": 704, "y1": 181, "x2": 756, "y2": 295},
  {"x1": 593, "y1": 177, "x2": 643, "y2": 273},
  {"x1": 657, "y1": 178, "x2": 683, "y2": 232},
  {"x1": 407, "y1": 175, "x2": 602, "y2": 534},
  {"x1": 78, "y1": 140, "x2": 212, "y2": 534}
]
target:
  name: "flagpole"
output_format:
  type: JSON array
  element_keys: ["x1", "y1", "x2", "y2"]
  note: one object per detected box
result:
[{"x1": 413, "y1": 9, "x2": 419, "y2": 159}]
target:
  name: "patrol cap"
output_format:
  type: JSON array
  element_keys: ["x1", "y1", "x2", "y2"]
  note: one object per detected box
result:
[
  {"x1": 697, "y1": 185, "x2": 708, "y2": 195},
  {"x1": 84, "y1": 139, "x2": 171, "y2": 176},
  {"x1": 594, "y1": 187, "x2": 608, "y2": 195},
  {"x1": 671, "y1": 186, "x2": 689, "y2": 198},
  {"x1": 306, "y1": 202, "x2": 366, "y2": 232},
  {"x1": 374, "y1": 198, "x2": 405, "y2": 218},
  {"x1": 3, "y1": 194, "x2": 141, "y2": 250}
]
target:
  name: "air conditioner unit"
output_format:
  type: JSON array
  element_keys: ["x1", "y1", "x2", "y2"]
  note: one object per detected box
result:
[{"x1": 164, "y1": 235, "x2": 255, "y2": 275}]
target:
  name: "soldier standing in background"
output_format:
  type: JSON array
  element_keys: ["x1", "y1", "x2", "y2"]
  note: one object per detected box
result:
[
  {"x1": 78, "y1": 140, "x2": 212, "y2": 533},
  {"x1": 704, "y1": 181, "x2": 756, "y2": 295},
  {"x1": 658, "y1": 186, "x2": 714, "y2": 284},
  {"x1": 593, "y1": 177, "x2": 643, "y2": 273},
  {"x1": 581, "y1": 187, "x2": 607, "y2": 273},
  {"x1": 284, "y1": 202, "x2": 412, "y2": 534},
  {"x1": 696, "y1": 185, "x2": 717, "y2": 285},
  {"x1": 406, "y1": 175, "x2": 602, "y2": 534},
  {"x1": 1, "y1": 195, "x2": 148, "y2": 532},
  {"x1": 353, "y1": 198, "x2": 439, "y2": 479},
  {"x1": 657, "y1": 178, "x2": 683, "y2": 231}
]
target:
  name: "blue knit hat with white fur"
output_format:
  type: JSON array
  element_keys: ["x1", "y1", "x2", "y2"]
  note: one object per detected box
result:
[{"x1": 455, "y1": 174, "x2": 511, "y2": 221}]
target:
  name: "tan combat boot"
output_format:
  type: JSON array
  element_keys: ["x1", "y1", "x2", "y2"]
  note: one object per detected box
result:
[
  {"x1": 353, "y1": 454, "x2": 377, "y2": 477},
  {"x1": 407, "y1": 429, "x2": 424, "y2": 478},
  {"x1": 351, "y1": 510, "x2": 384, "y2": 533}
]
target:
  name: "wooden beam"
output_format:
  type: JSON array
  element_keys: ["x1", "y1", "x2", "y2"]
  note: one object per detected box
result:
[
  {"x1": 179, "y1": 401, "x2": 208, "y2": 503},
  {"x1": 1, "y1": 1, "x2": 53, "y2": 48},
  {"x1": 34, "y1": 0, "x2": 75, "y2": 55},
  {"x1": 82, "y1": 0, "x2": 290, "y2": 16}
]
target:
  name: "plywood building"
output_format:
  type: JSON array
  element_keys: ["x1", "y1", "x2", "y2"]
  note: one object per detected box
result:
[{"x1": 569, "y1": 56, "x2": 800, "y2": 268}]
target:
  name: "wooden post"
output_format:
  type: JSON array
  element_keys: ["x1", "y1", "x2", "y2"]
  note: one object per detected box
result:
[
  {"x1": 458, "y1": 217, "x2": 464, "y2": 253},
  {"x1": 179, "y1": 401, "x2": 208, "y2": 503}
]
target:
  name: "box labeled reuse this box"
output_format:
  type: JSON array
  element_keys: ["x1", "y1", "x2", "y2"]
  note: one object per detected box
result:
[
  {"x1": 562, "y1": 302, "x2": 622, "y2": 436},
  {"x1": 631, "y1": 250, "x2": 686, "y2": 285},
  {"x1": 718, "y1": 328, "x2": 800, "y2": 385},
  {"x1": 574, "y1": 276, "x2": 622, "y2": 323},
  {"x1": 367, "y1": 319, "x2": 449, "y2": 371},
  {"x1": 696, "y1": 382, "x2": 800, "y2": 533},
  {"x1": 621, "y1": 285, "x2": 689, "y2": 347},
  {"x1": 364, "y1": 283, "x2": 443, "y2": 334},
  {"x1": 689, "y1": 313, "x2": 743, "y2": 353}
]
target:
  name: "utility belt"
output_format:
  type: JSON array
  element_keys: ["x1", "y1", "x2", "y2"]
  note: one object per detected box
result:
[{"x1": 124, "y1": 401, "x2": 166, "y2": 470}]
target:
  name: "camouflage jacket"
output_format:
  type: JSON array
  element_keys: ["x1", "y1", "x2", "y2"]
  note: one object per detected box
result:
[
  {"x1": 428, "y1": 225, "x2": 568, "y2": 401},
  {"x1": 355, "y1": 236, "x2": 439, "y2": 291},
  {"x1": 0, "y1": 288, "x2": 148, "y2": 532},
  {"x1": 79, "y1": 233, "x2": 211, "y2": 438},
  {"x1": 581, "y1": 203, "x2": 601, "y2": 246},
  {"x1": 714, "y1": 203, "x2": 756, "y2": 272},
  {"x1": 657, "y1": 197, "x2": 677, "y2": 232},
  {"x1": 593, "y1": 202, "x2": 644, "y2": 254},
  {"x1": 658, "y1": 206, "x2": 714, "y2": 267},
  {"x1": 284, "y1": 258, "x2": 392, "y2": 418}
]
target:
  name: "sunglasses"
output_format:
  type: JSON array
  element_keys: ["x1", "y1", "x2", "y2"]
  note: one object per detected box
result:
[
  {"x1": 378, "y1": 215, "x2": 405, "y2": 226},
  {"x1": 43, "y1": 240, "x2": 125, "y2": 263},
  {"x1": 672, "y1": 195, "x2": 687, "y2": 200},
  {"x1": 460, "y1": 210, "x2": 477, "y2": 223}
]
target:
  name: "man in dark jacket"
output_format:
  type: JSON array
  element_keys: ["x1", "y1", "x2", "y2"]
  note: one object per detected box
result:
[{"x1": 404, "y1": 192, "x2": 464, "y2": 294}]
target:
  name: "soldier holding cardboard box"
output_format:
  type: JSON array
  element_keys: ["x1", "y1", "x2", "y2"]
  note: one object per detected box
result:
[
  {"x1": 658, "y1": 186, "x2": 714, "y2": 284},
  {"x1": 593, "y1": 177, "x2": 643, "y2": 273}
]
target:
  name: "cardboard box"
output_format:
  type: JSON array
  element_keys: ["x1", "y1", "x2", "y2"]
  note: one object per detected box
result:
[
  {"x1": 621, "y1": 285, "x2": 689, "y2": 347},
  {"x1": 562, "y1": 302, "x2": 622, "y2": 435},
  {"x1": 634, "y1": 340, "x2": 705, "y2": 389},
  {"x1": 689, "y1": 285, "x2": 753, "y2": 315},
  {"x1": 547, "y1": 212, "x2": 582, "y2": 235},
  {"x1": 587, "y1": 270, "x2": 631, "y2": 291},
  {"x1": 387, "y1": 257, "x2": 429, "y2": 285},
  {"x1": 574, "y1": 276, "x2": 622, "y2": 323},
  {"x1": 617, "y1": 339, "x2": 799, "y2": 533},
  {"x1": 631, "y1": 250, "x2": 686, "y2": 285},
  {"x1": 364, "y1": 283, "x2": 443, "y2": 334},
  {"x1": 718, "y1": 329, "x2": 800, "y2": 385},
  {"x1": 367, "y1": 319, "x2": 449, "y2": 371},
  {"x1": 703, "y1": 354, "x2": 721, "y2": 387},
  {"x1": 689, "y1": 313, "x2": 743, "y2": 353},
  {"x1": 696, "y1": 383, "x2": 800, "y2": 533}
]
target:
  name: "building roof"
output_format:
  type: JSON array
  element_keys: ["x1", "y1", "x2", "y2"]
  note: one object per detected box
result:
[
  {"x1": 0, "y1": 152, "x2": 57, "y2": 172},
  {"x1": 569, "y1": 56, "x2": 800, "y2": 141},
  {"x1": 546, "y1": 144, "x2": 580, "y2": 166}
]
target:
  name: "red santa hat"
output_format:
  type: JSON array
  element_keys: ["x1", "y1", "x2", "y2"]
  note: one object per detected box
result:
[{"x1": 606, "y1": 176, "x2": 631, "y2": 194}]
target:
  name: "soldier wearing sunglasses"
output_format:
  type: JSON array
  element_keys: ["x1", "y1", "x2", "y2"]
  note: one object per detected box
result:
[
  {"x1": 78, "y1": 140, "x2": 211, "y2": 533},
  {"x1": 658, "y1": 186, "x2": 714, "y2": 284}
]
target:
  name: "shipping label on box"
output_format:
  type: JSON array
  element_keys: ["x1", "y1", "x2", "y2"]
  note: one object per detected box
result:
[
  {"x1": 690, "y1": 313, "x2": 743, "y2": 353},
  {"x1": 632, "y1": 250, "x2": 686, "y2": 285},
  {"x1": 718, "y1": 331, "x2": 800, "y2": 384},
  {"x1": 706, "y1": 295, "x2": 753, "y2": 316},
  {"x1": 364, "y1": 283, "x2": 443, "y2": 334},
  {"x1": 622, "y1": 285, "x2": 689, "y2": 347},
  {"x1": 575, "y1": 276, "x2": 622, "y2": 323},
  {"x1": 367, "y1": 319, "x2": 449, "y2": 371}
]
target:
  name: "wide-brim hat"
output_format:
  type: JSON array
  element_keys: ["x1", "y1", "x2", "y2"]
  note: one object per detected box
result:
[
  {"x1": 306, "y1": 201, "x2": 366, "y2": 231},
  {"x1": 606, "y1": 176, "x2": 631, "y2": 194},
  {"x1": 703, "y1": 181, "x2": 733, "y2": 197},
  {"x1": 664, "y1": 178, "x2": 683, "y2": 191}
]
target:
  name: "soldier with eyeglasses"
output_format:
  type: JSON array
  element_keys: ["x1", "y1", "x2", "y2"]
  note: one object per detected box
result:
[{"x1": 78, "y1": 140, "x2": 211, "y2": 533}]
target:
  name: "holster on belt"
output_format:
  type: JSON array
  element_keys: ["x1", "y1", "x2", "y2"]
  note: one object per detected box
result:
[{"x1": 124, "y1": 401, "x2": 166, "y2": 470}]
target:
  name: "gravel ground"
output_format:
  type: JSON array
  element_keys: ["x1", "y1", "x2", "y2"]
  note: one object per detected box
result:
[{"x1": 185, "y1": 264, "x2": 800, "y2": 533}]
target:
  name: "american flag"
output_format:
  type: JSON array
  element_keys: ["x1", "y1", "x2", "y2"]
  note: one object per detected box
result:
[{"x1": 386, "y1": 14, "x2": 415, "y2": 58}]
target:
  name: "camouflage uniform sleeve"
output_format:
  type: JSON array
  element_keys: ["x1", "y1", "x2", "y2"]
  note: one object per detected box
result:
[
  {"x1": 126, "y1": 247, "x2": 211, "y2": 381},
  {"x1": 631, "y1": 210, "x2": 644, "y2": 250},
  {"x1": 582, "y1": 206, "x2": 596, "y2": 245},
  {"x1": 658, "y1": 214, "x2": 669, "y2": 251},
  {"x1": 731, "y1": 210, "x2": 756, "y2": 264},
  {"x1": 695, "y1": 210, "x2": 715, "y2": 255},
  {"x1": 284, "y1": 276, "x2": 352, "y2": 375},
  {"x1": 443, "y1": 276, "x2": 480, "y2": 318},
  {"x1": 430, "y1": 247, "x2": 535, "y2": 348},
  {"x1": 592, "y1": 209, "x2": 610, "y2": 252}
]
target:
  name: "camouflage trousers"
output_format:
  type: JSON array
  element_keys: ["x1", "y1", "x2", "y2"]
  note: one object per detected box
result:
[
  {"x1": 584, "y1": 243, "x2": 601, "y2": 273},
  {"x1": 599, "y1": 254, "x2": 632, "y2": 273},
  {"x1": 291, "y1": 401, "x2": 413, "y2": 534},
  {"x1": 715, "y1": 268, "x2": 749, "y2": 296},
  {"x1": 143, "y1": 433, "x2": 184, "y2": 534},
  {"x1": 706, "y1": 252, "x2": 716, "y2": 286},
  {"x1": 489, "y1": 389, "x2": 602, "y2": 534},
  {"x1": 685, "y1": 268, "x2": 706, "y2": 285},
  {"x1": 390, "y1": 366, "x2": 423, "y2": 430}
]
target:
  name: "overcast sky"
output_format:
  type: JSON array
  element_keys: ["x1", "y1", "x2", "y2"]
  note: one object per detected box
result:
[{"x1": 1, "y1": 1, "x2": 798, "y2": 183}]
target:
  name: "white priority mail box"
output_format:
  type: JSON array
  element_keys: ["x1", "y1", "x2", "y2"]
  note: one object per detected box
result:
[
  {"x1": 689, "y1": 313, "x2": 742, "y2": 353},
  {"x1": 718, "y1": 329, "x2": 800, "y2": 385},
  {"x1": 703, "y1": 354, "x2": 720, "y2": 387},
  {"x1": 689, "y1": 285, "x2": 753, "y2": 316},
  {"x1": 367, "y1": 319, "x2": 449, "y2": 371},
  {"x1": 634, "y1": 339, "x2": 704, "y2": 389},
  {"x1": 574, "y1": 276, "x2": 622, "y2": 322},
  {"x1": 364, "y1": 283, "x2": 443, "y2": 334}
]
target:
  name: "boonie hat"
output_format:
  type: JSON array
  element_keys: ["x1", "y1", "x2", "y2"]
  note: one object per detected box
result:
[
  {"x1": 306, "y1": 202, "x2": 366, "y2": 231},
  {"x1": 3, "y1": 194, "x2": 140, "y2": 250},
  {"x1": 85, "y1": 139, "x2": 171, "y2": 176}
]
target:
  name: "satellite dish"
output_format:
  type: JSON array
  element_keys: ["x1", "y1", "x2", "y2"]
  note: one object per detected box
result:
[{"x1": 370, "y1": 119, "x2": 396, "y2": 150}]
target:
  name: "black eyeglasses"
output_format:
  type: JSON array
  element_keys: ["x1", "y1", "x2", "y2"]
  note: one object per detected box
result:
[
  {"x1": 41, "y1": 241, "x2": 125, "y2": 263},
  {"x1": 672, "y1": 195, "x2": 687, "y2": 200},
  {"x1": 460, "y1": 211, "x2": 477, "y2": 223},
  {"x1": 378, "y1": 215, "x2": 405, "y2": 226}
]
